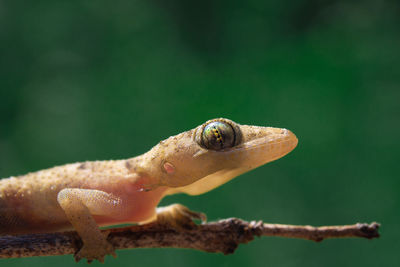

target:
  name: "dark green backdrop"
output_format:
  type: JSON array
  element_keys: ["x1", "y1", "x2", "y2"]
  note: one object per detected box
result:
[{"x1": 1, "y1": 1, "x2": 399, "y2": 266}]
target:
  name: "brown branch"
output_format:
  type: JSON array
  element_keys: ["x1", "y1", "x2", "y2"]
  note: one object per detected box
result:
[{"x1": 0, "y1": 218, "x2": 380, "y2": 259}]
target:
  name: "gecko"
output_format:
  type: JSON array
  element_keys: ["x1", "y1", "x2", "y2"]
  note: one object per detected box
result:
[{"x1": 0, "y1": 118, "x2": 298, "y2": 262}]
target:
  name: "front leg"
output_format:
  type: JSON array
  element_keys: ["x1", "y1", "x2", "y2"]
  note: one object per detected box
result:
[
  {"x1": 57, "y1": 188, "x2": 121, "y2": 263},
  {"x1": 155, "y1": 204, "x2": 207, "y2": 229}
]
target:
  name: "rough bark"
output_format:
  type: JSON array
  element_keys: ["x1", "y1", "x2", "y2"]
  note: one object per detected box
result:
[{"x1": 0, "y1": 218, "x2": 380, "y2": 259}]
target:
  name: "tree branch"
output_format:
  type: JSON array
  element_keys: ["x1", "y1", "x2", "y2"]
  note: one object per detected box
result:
[{"x1": 0, "y1": 218, "x2": 380, "y2": 259}]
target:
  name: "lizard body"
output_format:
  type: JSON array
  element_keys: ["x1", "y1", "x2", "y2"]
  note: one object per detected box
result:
[{"x1": 0, "y1": 118, "x2": 297, "y2": 262}]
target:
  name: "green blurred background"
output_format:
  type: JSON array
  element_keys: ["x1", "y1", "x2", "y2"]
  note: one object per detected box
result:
[{"x1": 1, "y1": 0, "x2": 399, "y2": 266}]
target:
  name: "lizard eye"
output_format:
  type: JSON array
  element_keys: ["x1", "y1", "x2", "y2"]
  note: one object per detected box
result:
[{"x1": 201, "y1": 121, "x2": 236, "y2": 151}]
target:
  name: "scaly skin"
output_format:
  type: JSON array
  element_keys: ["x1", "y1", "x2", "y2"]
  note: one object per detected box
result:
[{"x1": 0, "y1": 118, "x2": 298, "y2": 262}]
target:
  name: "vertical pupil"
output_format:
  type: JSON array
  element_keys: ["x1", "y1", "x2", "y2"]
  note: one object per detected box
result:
[{"x1": 212, "y1": 127, "x2": 223, "y2": 148}]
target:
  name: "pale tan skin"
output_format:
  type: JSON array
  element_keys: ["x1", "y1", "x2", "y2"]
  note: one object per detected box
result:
[{"x1": 0, "y1": 118, "x2": 298, "y2": 262}]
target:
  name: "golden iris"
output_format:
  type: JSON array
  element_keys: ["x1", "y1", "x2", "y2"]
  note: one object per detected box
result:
[{"x1": 201, "y1": 121, "x2": 236, "y2": 151}]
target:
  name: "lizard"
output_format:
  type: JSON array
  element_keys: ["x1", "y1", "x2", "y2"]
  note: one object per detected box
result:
[{"x1": 0, "y1": 118, "x2": 298, "y2": 262}]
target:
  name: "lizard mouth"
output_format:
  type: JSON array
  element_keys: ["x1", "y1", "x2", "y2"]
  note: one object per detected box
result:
[
  {"x1": 238, "y1": 128, "x2": 297, "y2": 152},
  {"x1": 219, "y1": 128, "x2": 298, "y2": 167}
]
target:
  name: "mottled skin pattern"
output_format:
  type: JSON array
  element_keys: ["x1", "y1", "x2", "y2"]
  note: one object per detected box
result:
[{"x1": 0, "y1": 118, "x2": 298, "y2": 262}]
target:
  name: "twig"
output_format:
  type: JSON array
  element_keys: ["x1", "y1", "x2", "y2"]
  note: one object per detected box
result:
[{"x1": 0, "y1": 218, "x2": 380, "y2": 259}]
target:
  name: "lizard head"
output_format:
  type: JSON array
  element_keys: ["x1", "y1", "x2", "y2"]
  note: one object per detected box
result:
[{"x1": 140, "y1": 118, "x2": 298, "y2": 195}]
